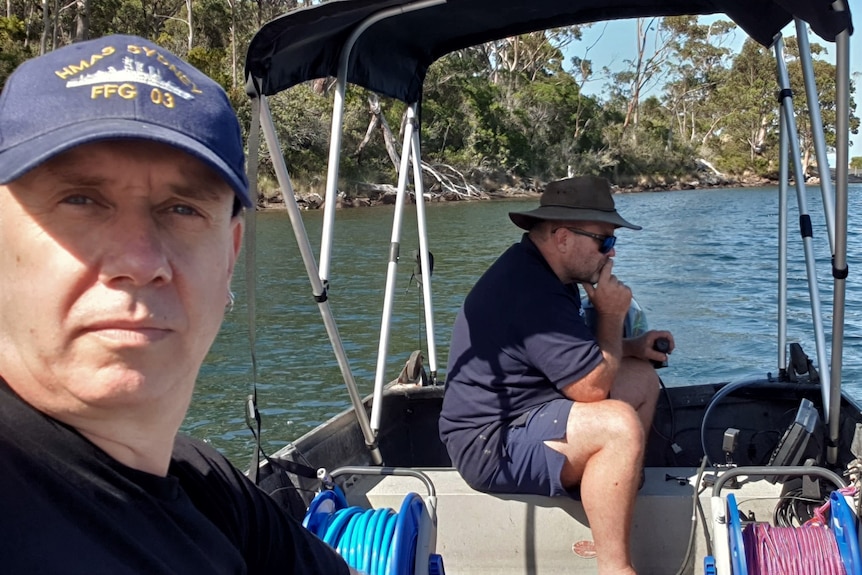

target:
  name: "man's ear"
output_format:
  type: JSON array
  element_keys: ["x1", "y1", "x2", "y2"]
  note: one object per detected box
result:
[
  {"x1": 549, "y1": 226, "x2": 569, "y2": 253},
  {"x1": 227, "y1": 215, "x2": 244, "y2": 277}
]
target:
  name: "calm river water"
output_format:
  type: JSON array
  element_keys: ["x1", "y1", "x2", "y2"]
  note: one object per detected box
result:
[{"x1": 185, "y1": 184, "x2": 862, "y2": 466}]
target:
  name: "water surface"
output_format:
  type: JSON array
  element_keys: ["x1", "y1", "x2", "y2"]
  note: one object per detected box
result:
[{"x1": 187, "y1": 184, "x2": 862, "y2": 466}]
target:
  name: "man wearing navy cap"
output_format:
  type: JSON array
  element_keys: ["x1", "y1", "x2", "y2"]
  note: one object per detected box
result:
[
  {"x1": 440, "y1": 176, "x2": 675, "y2": 574},
  {"x1": 0, "y1": 36, "x2": 349, "y2": 574}
]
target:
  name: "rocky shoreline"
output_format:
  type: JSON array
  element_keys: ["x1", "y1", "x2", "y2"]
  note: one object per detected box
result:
[{"x1": 257, "y1": 171, "x2": 862, "y2": 211}]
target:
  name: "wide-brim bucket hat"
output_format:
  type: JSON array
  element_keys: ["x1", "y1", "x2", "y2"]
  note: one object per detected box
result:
[{"x1": 509, "y1": 176, "x2": 641, "y2": 230}]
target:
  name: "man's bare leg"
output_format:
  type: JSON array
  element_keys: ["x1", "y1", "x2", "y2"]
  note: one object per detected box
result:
[{"x1": 545, "y1": 399, "x2": 644, "y2": 575}]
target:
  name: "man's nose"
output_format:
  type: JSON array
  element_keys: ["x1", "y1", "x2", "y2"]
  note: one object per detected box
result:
[{"x1": 100, "y1": 214, "x2": 172, "y2": 286}]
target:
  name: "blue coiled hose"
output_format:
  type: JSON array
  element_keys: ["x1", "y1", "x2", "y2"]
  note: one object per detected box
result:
[{"x1": 303, "y1": 488, "x2": 424, "y2": 575}]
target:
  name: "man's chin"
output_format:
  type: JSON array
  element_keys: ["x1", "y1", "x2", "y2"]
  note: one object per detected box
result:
[{"x1": 60, "y1": 365, "x2": 191, "y2": 410}]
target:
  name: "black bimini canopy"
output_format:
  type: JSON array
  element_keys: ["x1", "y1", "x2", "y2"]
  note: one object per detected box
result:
[{"x1": 246, "y1": 0, "x2": 853, "y2": 103}]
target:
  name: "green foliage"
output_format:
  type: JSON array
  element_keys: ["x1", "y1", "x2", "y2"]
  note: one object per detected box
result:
[
  {"x1": 194, "y1": 0, "x2": 232, "y2": 49},
  {"x1": 422, "y1": 52, "x2": 486, "y2": 167},
  {"x1": 851, "y1": 157, "x2": 862, "y2": 170},
  {"x1": 462, "y1": 78, "x2": 524, "y2": 170},
  {"x1": 1, "y1": 4, "x2": 858, "y2": 187},
  {"x1": 0, "y1": 15, "x2": 26, "y2": 40},
  {"x1": 264, "y1": 86, "x2": 332, "y2": 181},
  {"x1": 0, "y1": 16, "x2": 32, "y2": 90},
  {"x1": 187, "y1": 46, "x2": 230, "y2": 90}
]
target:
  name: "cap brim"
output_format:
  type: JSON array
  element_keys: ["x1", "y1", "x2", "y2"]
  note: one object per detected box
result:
[
  {"x1": 509, "y1": 206, "x2": 641, "y2": 230},
  {"x1": 0, "y1": 119, "x2": 251, "y2": 208}
]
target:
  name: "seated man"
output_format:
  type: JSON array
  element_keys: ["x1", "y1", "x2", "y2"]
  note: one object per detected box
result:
[
  {"x1": 0, "y1": 35, "x2": 350, "y2": 574},
  {"x1": 440, "y1": 176, "x2": 674, "y2": 575}
]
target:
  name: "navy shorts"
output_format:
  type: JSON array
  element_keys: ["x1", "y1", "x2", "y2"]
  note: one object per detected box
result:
[{"x1": 485, "y1": 398, "x2": 574, "y2": 498}]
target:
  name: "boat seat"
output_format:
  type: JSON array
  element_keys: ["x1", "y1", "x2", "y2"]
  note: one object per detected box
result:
[{"x1": 342, "y1": 466, "x2": 749, "y2": 574}]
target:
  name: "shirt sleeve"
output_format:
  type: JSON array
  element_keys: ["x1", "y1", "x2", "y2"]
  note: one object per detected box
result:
[{"x1": 520, "y1": 288, "x2": 604, "y2": 391}]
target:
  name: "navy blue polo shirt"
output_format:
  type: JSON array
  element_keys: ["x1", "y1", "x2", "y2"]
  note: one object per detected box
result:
[{"x1": 439, "y1": 234, "x2": 603, "y2": 488}]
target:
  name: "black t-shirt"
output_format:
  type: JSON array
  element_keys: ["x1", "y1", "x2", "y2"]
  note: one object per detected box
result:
[{"x1": 0, "y1": 379, "x2": 349, "y2": 575}]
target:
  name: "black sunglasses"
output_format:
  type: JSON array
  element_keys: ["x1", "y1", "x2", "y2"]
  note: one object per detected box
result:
[{"x1": 557, "y1": 227, "x2": 617, "y2": 254}]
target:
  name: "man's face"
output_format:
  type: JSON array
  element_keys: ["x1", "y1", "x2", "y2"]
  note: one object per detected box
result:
[
  {"x1": 0, "y1": 140, "x2": 243, "y2": 416},
  {"x1": 559, "y1": 220, "x2": 617, "y2": 284}
]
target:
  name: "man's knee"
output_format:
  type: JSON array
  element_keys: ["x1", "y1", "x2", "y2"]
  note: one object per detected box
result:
[
  {"x1": 565, "y1": 399, "x2": 644, "y2": 447},
  {"x1": 601, "y1": 400, "x2": 645, "y2": 445}
]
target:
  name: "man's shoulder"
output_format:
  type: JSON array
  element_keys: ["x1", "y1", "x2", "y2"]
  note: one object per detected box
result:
[
  {"x1": 468, "y1": 241, "x2": 532, "y2": 294},
  {"x1": 172, "y1": 433, "x2": 226, "y2": 461},
  {"x1": 170, "y1": 434, "x2": 247, "y2": 488},
  {"x1": 487, "y1": 237, "x2": 551, "y2": 280},
  {"x1": 466, "y1": 242, "x2": 557, "y2": 313}
]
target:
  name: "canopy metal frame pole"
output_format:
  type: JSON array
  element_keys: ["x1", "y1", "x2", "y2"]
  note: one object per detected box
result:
[
  {"x1": 410, "y1": 122, "x2": 438, "y2": 382},
  {"x1": 773, "y1": 36, "x2": 832, "y2": 419},
  {"x1": 371, "y1": 103, "x2": 420, "y2": 433},
  {"x1": 319, "y1": 0, "x2": 445, "y2": 283},
  {"x1": 827, "y1": 0, "x2": 850, "y2": 464},
  {"x1": 794, "y1": 19, "x2": 836, "y2": 252},
  {"x1": 295, "y1": 0, "x2": 445, "y2": 457},
  {"x1": 258, "y1": 93, "x2": 382, "y2": 465},
  {"x1": 778, "y1": 113, "x2": 789, "y2": 377}
]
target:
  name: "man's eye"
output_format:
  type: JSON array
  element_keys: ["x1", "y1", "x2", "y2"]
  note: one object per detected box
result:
[
  {"x1": 62, "y1": 194, "x2": 94, "y2": 205},
  {"x1": 170, "y1": 204, "x2": 201, "y2": 217}
]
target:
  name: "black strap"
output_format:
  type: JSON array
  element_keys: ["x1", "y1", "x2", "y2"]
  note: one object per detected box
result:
[
  {"x1": 245, "y1": 81, "x2": 263, "y2": 485},
  {"x1": 270, "y1": 457, "x2": 319, "y2": 480}
]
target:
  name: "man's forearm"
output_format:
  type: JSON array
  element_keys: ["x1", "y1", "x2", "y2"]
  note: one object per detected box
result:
[
  {"x1": 594, "y1": 311, "x2": 625, "y2": 379},
  {"x1": 561, "y1": 312, "x2": 625, "y2": 403}
]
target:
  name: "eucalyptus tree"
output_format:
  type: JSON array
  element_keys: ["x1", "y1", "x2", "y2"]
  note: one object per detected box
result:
[
  {"x1": 709, "y1": 38, "x2": 777, "y2": 174},
  {"x1": 604, "y1": 17, "x2": 681, "y2": 143},
  {"x1": 73, "y1": 0, "x2": 88, "y2": 40},
  {"x1": 781, "y1": 36, "x2": 859, "y2": 179},
  {"x1": 705, "y1": 35, "x2": 857, "y2": 177},
  {"x1": 661, "y1": 15, "x2": 735, "y2": 153}
]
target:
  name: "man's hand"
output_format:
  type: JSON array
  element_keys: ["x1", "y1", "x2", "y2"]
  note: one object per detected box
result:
[
  {"x1": 624, "y1": 330, "x2": 675, "y2": 363},
  {"x1": 580, "y1": 260, "x2": 631, "y2": 321}
]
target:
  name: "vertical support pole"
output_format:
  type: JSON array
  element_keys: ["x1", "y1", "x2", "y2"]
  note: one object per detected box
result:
[
  {"x1": 778, "y1": 112, "x2": 788, "y2": 378},
  {"x1": 319, "y1": 74, "x2": 347, "y2": 284},
  {"x1": 409, "y1": 109, "x2": 438, "y2": 382},
  {"x1": 317, "y1": 0, "x2": 446, "y2": 284},
  {"x1": 794, "y1": 18, "x2": 836, "y2": 251},
  {"x1": 827, "y1": 0, "x2": 850, "y2": 464},
  {"x1": 773, "y1": 36, "x2": 832, "y2": 418},
  {"x1": 371, "y1": 106, "x2": 419, "y2": 433}
]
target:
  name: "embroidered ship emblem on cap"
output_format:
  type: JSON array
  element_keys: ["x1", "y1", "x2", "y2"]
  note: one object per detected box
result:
[{"x1": 66, "y1": 57, "x2": 195, "y2": 101}]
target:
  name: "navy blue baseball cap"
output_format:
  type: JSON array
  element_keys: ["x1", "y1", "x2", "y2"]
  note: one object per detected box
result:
[{"x1": 0, "y1": 34, "x2": 251, "y2": 208}]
